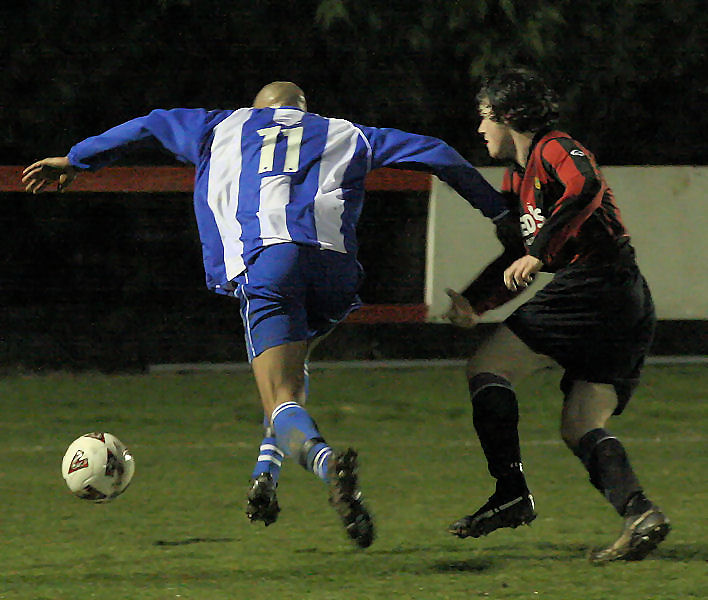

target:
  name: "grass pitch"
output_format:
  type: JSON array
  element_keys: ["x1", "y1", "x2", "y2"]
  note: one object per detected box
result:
[{"x1": 0, "y1": 364, "x2": 705, "y2": 599}]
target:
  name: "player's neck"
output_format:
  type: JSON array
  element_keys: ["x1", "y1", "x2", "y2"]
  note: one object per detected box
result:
[{"x1": 511, "y1": 131, "x2": 534, "y2": 168}]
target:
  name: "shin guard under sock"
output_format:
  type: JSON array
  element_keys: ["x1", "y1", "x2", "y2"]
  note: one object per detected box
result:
[
  {"x1": 271, "y1": 401, "x2": 332, "y2": 482},
  {"x1": 575, "y1": 428, "x2": 646, "y2": 516},
  {"x1": 469, "y1": 373, "x2": 527, "y2": 496}
]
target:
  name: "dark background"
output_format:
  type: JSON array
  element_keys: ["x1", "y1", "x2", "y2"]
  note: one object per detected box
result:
[
  {"x1": 3, "y1": 1, "x2": 706, "y2": 165},
  {"x1": 2, "y1": 1, "x2": 706, "y2": 371},
  {"x1": 0, "y1": 189, "x2": 437, "y2": 371}
]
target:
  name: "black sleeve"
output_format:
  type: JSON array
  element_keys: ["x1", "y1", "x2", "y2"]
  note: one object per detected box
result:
[
  {"x1": 461, "y1": 250, "x2": 525, "y2": 314},
  {"x1": 460, "y1": 207, "x2": 527, "y2": 314},
  {"x1": 494, "y1": 199, "x2": 526, "y2": 256}
]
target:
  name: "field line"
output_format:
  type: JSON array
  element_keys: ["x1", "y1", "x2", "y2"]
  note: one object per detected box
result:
[
  {"x1": 6, "y1": 436, "x2": 705, "y2": 454},
  {"x1": 148, "y1": 355, "x2": 708, "y2": 374}
]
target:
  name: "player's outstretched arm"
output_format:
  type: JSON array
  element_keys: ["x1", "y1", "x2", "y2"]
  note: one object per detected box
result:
[
  {"x1": 360, "y1": 125, "x2": 507, "y2": 221},
  {"x1": 22, "y1": 156, "x2": 77, "y2": 194}
]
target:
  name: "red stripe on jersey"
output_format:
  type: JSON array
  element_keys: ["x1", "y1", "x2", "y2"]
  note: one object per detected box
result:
[
  {"x1": 504, "y1": 130, "x2": 629, "y2": 269},
  {"x1": 536, "y1": 137, "x2": 605, "y2": 261}
]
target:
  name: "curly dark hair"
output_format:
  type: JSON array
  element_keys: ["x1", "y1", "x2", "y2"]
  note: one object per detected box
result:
[{"x1": 477, "y1": 68, "x2": 559, "y2": 132}]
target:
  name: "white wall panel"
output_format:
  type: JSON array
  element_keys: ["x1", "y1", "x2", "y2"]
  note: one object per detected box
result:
[{"x1": 426, "y1": 166, "x2": 708, "y2": 320}]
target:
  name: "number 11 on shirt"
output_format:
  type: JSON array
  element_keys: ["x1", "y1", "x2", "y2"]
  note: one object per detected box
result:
[{"x1": 257, "y1": 126, "x2": 304, "y2": 174}]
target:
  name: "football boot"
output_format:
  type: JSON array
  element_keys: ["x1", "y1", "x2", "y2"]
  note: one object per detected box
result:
[
  {"x1": 589, "y1": 506, "x2": 670, "y2": 564},
  {"x1": 449, "y1": 492, "x2": 536, "y2": 538},
  {"x1": 329, "y1": 448, "x2": 375, "y2": 549},
  {"x1": 246, "y1": 472, "x2": 281, "y2": 527}
]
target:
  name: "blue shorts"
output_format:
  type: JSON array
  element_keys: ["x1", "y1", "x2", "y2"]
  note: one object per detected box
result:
[{"x1": 234, "y1": 243, "x2": 363, "y2": 361}]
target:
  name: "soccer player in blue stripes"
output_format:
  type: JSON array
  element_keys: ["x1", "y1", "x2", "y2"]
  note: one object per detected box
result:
[{"x1": 23, "y1": 81, "x2": 508, "y2": 548}]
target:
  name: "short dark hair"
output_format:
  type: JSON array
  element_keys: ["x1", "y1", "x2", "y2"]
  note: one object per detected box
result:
[{"x1": 477, "y1": 68, "x2": 559, "y2": 132}]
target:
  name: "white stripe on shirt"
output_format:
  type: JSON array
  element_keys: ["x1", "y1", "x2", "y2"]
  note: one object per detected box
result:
[
  {"x1": 313, "y1": 118, "x2": 359, "y2": 252},
  {"x1": 258, "y1": 174, "x2": 293, "y2": 245},
  {"x1": 207, "y1": 108, "x2": 251, "y2": 280}
]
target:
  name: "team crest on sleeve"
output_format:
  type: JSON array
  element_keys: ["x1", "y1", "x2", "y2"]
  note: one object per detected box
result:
[{"x1": 68, "y1": 449, "x2": 89, "y2": 473}]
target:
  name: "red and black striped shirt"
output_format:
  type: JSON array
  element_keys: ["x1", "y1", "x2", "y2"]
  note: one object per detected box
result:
[
  {"x1": 507, "y1": 129, "x2": 628, "y2": 269},
  {"x1": 463, "y1": 129, "x2": 630, "y2": 313}
]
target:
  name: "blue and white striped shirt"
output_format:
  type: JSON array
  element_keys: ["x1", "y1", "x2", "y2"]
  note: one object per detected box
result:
[{"x1": 68, "y1": 107, "x2": 505, "y2": 293}]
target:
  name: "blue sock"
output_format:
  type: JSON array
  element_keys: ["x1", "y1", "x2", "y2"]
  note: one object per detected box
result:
[
  {"x1": 251, "y1": 424, "x2": 285, "y2": 483},
  {"x1": 250, "y1": 363, "x2": 311, "y2": 483},
  {"x1": 271, "y1": 401, "x2": 332, "y2": 482},
  {"x1": 305, "y1": 439, "x2": 333, "y2": 482}
]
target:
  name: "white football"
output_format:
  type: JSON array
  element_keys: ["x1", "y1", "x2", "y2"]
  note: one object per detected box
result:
[{"x1": 61, "y1": 432, "x2": 135, "y2": 502}]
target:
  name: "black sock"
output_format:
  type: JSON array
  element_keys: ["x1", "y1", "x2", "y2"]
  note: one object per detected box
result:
[
  {"x1": 469, "y1": 373, "x2": 528, "y2": 498},
  {"x1": 624, "y1": 491, "x2": 654, "y2": 517},
  {"x1": 575, "y1": 428, "x2": 647, "y2": 516}
]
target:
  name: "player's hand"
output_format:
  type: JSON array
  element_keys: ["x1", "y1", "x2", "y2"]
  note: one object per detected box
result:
[
  {"x1": 503, "y1": 255, "x2": 542, "y2": 291},
  {"x1": 22, "y1": 156, "x2": 77, "y2": 194},
  {"x1": 443, "y1": 288, "x2": 481, "y2": 328}
]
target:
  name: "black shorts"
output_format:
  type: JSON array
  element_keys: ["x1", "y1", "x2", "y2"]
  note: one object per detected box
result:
[{"x1": 505, "y1": 247, "x2": 656, "y2": 414}]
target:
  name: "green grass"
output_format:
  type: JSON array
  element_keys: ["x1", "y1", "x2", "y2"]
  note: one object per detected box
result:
[{"x1": 0, "y1": 365, "x2": 706, "y2": 599}]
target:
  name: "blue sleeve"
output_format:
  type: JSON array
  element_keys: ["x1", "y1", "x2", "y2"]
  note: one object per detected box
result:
[
  {"x1": 358, "y1": 125, "x2": 507, "y2": 221},
  {"x1": 67, "y1": 108, "x2": 213, "y2": 170}
]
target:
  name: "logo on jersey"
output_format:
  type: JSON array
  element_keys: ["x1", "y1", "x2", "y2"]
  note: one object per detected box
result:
[
  {"x1": 520, "y1": 207, "x2": 545, "y2": 239},
  {"x1": 570, "y1": 149, "x2": 585, "y2": 157}
]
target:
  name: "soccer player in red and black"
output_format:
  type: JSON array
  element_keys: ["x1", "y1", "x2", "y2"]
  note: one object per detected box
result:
[{"x1": 444, "y1": 68, "x2": 670, "y2": 562}]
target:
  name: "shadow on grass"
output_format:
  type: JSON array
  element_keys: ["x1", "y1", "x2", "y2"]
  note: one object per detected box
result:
[
  {"x1": 296, "y1": 545, "x2": 496, "y2": 575},
  {"x1": 297, "y1": 544, "x2": 482, "y2": 558},
  {"x1": 154, "y1": 537, "x2": 234, "y2": 546},
  {"x1": 647, "y1": 543, "x2": 708, "y2": 562},
  {"x1": 430, "y1": 558, "x2": 493, "y2": 572},
  {"x1": 533, "y1": 541, "x2": 595, "y2": 559}
]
